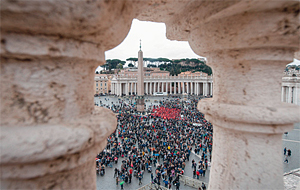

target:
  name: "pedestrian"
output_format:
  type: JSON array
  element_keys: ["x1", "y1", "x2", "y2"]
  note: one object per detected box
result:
[
  {"x1": 175, "y1": 181, "x2": 180, "y2": 190},
  {"x1": 138, "y1": 173, "x2": 142, "y2": 185},
  {"x1": 114, "y1": 168, "x2": 118, "y2": 178},
  {"x1": 284, "y1": 155, "x2": 289, "y2": 164},
  {"x1": 151, "y1": 172, "x2": 154, "y2": 182},
  {"x1": 287, "y1": 149, "x2": 292, "y2": 157},
  {"x1": 284, "y1": 147, "x2": 287, "y2": 155},
  {"x1": 129, "y1": 173, "x2": 132, "y2": 184},
  {"x1": 116, "y1": 176, "x2": 119, "y2": 185}
]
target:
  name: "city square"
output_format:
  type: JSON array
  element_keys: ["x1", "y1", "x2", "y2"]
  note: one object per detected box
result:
[{"x1": 94, "y1": 95, "x2": 300, "y2": 190}]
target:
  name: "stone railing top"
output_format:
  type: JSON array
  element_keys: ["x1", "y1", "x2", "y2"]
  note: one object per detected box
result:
[
  {"x1": 0, "y1": 107, "x2": 117, "y2": 165},
  {"x1": 198, "y1": 99, "x2": 300, "y2": 129}
]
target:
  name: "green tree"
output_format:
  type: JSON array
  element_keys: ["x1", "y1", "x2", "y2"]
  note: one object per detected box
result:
[
  {"x1": 126, "y1": 57, "x2": 138, "y2": 67},
  {"x1": 103, "y1": 59, "x2": 126, "y2": 71},
  {"x1": 116, "y1": 63, "x2": 123, "y2": 69}
]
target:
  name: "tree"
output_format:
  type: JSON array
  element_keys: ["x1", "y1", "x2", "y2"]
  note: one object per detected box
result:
[
  {"x1": 116, "y1": 63, "x2": 123, "y2": 69},
  {"x1": 126, "y1": 57, "x2": 138, "y2": 67},
  {"x1": 128, "y1": 63, "x2": 134, "y2": 67},
  {"x1": 104, "y1": 59, "x2": 126, "y2": 71},
  {"x1": 173, "y1": 60, "x2": 181, "y2": 64},
  {"x1": 147, "y1": 64, "x2": 157, "y2": 68}
]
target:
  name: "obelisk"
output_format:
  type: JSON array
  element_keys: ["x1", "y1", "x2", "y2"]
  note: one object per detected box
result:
[{"x1": 136, "y1": 40, "x2": 145, "y2": 112}]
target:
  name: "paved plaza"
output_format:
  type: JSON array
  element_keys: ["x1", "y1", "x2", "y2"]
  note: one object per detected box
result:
[
  {"x1": 282, "y1": 123, "x2": 300, "y2": 174},
  {"x1": 95, "y1": 95, "x2": 300, "y2": 190}
]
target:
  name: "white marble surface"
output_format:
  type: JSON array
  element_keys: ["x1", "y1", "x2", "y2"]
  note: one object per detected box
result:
[{"x1": 284, "y1": 169, "x2": 300, "y2": 190}]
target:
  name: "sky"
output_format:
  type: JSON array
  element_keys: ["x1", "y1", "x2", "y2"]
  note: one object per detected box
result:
[
  {"x1": 105, "y1": 19, "x2": 201, "y2": 61},
  {"x1": 98, "y1": 19, "x2": 299, "y2": 72}
]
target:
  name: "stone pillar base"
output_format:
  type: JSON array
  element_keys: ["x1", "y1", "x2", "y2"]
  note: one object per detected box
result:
[{"x1": 136, "y1": 96, "x2": 145, "y2": 112}]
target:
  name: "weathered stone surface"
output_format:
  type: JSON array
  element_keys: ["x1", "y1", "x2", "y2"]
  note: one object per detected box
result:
[{"x1": 1, "y1": 0, "x2": 299, "y2": 189}]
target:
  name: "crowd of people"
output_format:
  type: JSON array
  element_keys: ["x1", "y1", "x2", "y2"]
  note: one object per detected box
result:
[{"x1": 96, "y1": 96, "x2": 212, "y2": 189}]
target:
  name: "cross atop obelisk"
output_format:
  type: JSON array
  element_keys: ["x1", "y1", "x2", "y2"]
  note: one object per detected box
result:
[
  {"x1": 140, "y1": 39, "x2": 141, "y2": 50},
  {"x1": 137, "y1": 39, "x2": 144, "y2": 112}
]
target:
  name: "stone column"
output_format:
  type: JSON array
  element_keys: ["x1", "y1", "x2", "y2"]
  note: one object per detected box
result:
[
  {"x1": 294, "y1": 87, "x2": 298, "y2": 105},
  {"x1": 145, "y1": 82, "x2": 148, "y2": 95},
  {"x1": 162, "y1": 82, "x2": 164, "y2": 93},
  {"x1": 188, "y1": 3, "x2": 300, "y2": 189},
  {"x1": 165, "y1": 82, "x2": 167, "y2": 93},
  {"x1": 180, "y1": 82, "x2": 185, "y2": 94},
  {"x1": 120, "y1": 83, "x2": 122, "y2": 95},
  {"x1": 178, "y1": 82, "x2": 181, "y2": 94},
  {"x1": 158, "y1": 82, "x2": 161, "y2": 92},
  {"x1": 166, "y1": 82, "x2": 168, "y2": 93},
  {"x1": 202, "y1": 82, "x2": 206, "y2": 96},
  {"x1": 0, "y1": 8, "x2": 121, "y2": 190},
  {"x1": 150, "y1": 82, "x2": 152, "y2": 95},
  {"x1": 116, "y1": 82, "x2": 119, "y2": 96},
  {"x1": 113, "y1": 83, "x2": 116, "y2": 95},
  {"x1": 186, "y1": 82, "x2": 188, "y2": 94},
  {"x1": 288, "y1": 86, "x2": 292, "y2": 103},
  {"x1": 173, "y1": 82, "x2": 176, "y2": 94},
  {"x1": 191, "y1": 82, "x2": 193, "y2": 95},
  {"x1": 281, "y1": 86, "x2": 285, "y2": 102},
  {"x1": 125, "y1": 82, "x2": 129, "y2": 96},
  {"x1": 210, "y1": 82, "x2": 213, "y2": 96},
  {"x1": 134, "y1": 83, "x2": 137, "y2": 95},
  {"x1": 154, "y1": 82, "x2": 156, "y2": 94},
  {"x1": 116, "y1": 83, "x2": 119, "y2": 96}
]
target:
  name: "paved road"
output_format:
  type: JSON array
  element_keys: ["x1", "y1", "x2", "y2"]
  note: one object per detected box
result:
[
  {"x1": 95, "y1": 95, "x2": 300, "y2": 189},
  {"x1": 282, "y1": 123, "x2": 300, "y2": 173}
]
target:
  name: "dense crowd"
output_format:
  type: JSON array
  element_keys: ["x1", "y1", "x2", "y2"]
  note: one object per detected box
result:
[{"x1": 96, "y1": 96, "x2": 212, "y2": 190}]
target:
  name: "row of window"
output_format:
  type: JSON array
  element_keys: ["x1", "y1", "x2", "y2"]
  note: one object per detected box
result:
[
  {"x1": 96, "y1": 88, "x2": 107, "y2": 90},
  {"x1": 96, "y1": 83, "x2": 107, "y2": 87}
]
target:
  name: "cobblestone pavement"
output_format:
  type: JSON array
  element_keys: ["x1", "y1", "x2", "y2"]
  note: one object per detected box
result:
[
  {"x1": 284, "y1": 168, "x2": 300, "y2": 190},
  {"x1": 95, "y1": 95, "x2": 300, "y2": 190}
]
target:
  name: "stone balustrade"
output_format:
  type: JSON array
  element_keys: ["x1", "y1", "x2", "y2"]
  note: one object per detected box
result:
[{"x1": 1, "y1": 0, "x2": 299, "y2": 189}]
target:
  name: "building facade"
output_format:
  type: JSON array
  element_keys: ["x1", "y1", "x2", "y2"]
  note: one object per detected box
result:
[
  {"x1": 282, "y1": 68, "x2": 300, "y2": 106},
  {"x1": 94, "y1": 74, "x2": 110, "y2": 95},
  {"x1": 111, "y1": 74, "x2": 213, "y2": 96}
]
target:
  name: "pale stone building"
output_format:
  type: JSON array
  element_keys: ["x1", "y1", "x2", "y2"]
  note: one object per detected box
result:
[
  {"x1": 111, "y1": 73, "x2": 213, "y2": 96},
  {"x1": 1, "y1": 1, "x2": 299, "y2": 190},
  {"x1": 281, "y1": 60, "x2": 300, "y2": 105},
  {"x1": 282, "y1": 76, "x2": 300, "y2": 105},
  {"x1": 179, "y1": 71, "x2": 208, "y2": 77},
  {"x1": 94, "y1": 74, "x2": 110, "y2": 95},
  {"x1": 119, "y1": 67, "x2": 170, "y2": 77}
]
